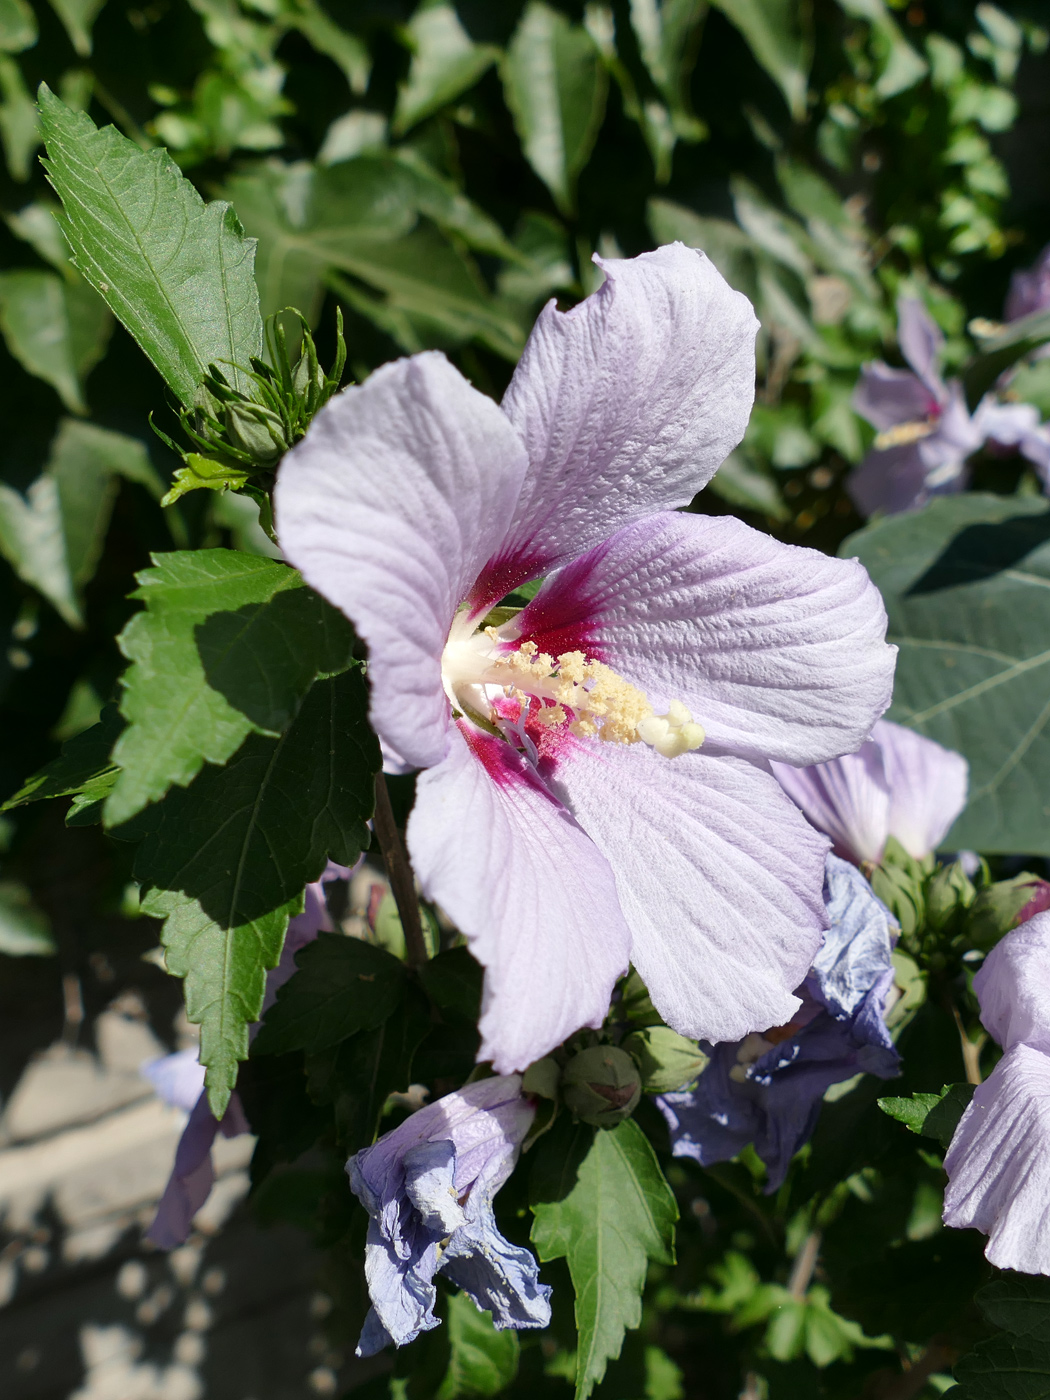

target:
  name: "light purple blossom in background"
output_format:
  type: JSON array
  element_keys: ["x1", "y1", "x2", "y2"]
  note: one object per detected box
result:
[
  {"x1": 772, "y1": 718, "x2": 968, "y2": 866},
  {"x1": 143, "y1": 863, "x2": 351, "y2": 1248},
  {"x1": 943, "y1": 911, "x2": 1050, "y2": 1273},
  {"x1": 349, "y1": 1074, "x2": 550, "y2": 1356},
  {"x1": 657, "y1": 856, "x2": 900, "y2": 1192},
  {"x1": 275, "y1": 243, "x2": 895, "y2": 1074},
  {"x1": 1006, "y1": 243, "x2": 1050, "y2": 322},
  {"x1": 849, "y1": 297, "x2": 1050, "y2": 515}
]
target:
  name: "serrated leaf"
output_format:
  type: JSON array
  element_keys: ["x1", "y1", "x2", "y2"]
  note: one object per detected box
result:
[
  {"x1": 3, "y1": 701, "x2": 123, "y2": 810},
  {"x1": 708, "y1": 0, "x2": 811, "y2": 121},
  {"x1": 0, "y1": 880, "x2": 55, "y2": 956},
  {"x1": 38, "y1": 86, "x2": 263, "y2": 404},
  {"x1": 254, "y1": 935, "x2": 406, "y2": 1056},
  {"x1": 0, "y1": 418, "x2": 162, "y2": 628},
  {"x1": 950, "y1": 1277, "x2": 1050, "y2": 1398},
  {"x1": 0, "y1": 268, "x2": 111, "y2": 413},
  {"x1": 878, "y1": 1083, "x2": 975, "y2": 1147},
  {"x1": 531, "y1": 1119, "x2": 677, "y2": 1400},
  {"x1": 502, "y1": 3, "x2": 608, "y2": 218},
  {"x1": 135, "y1": 669, "x2": 379, "y2": 1115},
  {"x1": 106, "y1": 549, "x2": 355, "y2": 826},
  {"x1": 845, "y1": 494, "x2": 1050, "y2": 853},
  {"x1": 437, "y1": 1292, "x2": 521, "y2": 1399},
  {"x1": 418, "y1": 944, "x2": 483, "y2": 1025},
  {"x1": 395, "y1": 0, "x2": 499, "y2": 135}
]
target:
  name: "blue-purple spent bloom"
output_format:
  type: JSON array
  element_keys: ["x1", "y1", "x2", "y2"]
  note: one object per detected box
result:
[
  {"x1": 348, "y1": 1074, "x2": 551, "y2": 1357},
  {"x1": 657, "y1": 855, "x2": 900, "y2": 1192}
]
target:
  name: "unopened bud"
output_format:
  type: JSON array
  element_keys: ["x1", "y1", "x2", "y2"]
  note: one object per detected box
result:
[
  {"x1": 225, "y1": 403, "x2": 287, "y2": 466},
  {"x1": 967, "y1": 873, "x2": 1050, "y2": 950},
  {"x1": 925, "y1": 860, "x2": 975, "y2": 932},
  {"x1": 561, "y1": 1046, "x2": 641, "y2": 1128},
  {"x1": 623, "y1": 1027, "x2": 708, "y2": 1094}
]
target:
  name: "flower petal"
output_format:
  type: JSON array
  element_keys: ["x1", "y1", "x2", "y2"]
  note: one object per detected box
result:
[
  {"x1": 275, "y1": 353, "x2": 529, "y2": 769},
  {"x1": 853, "y1": 364, "x2": 935, "y2": 431},
  {"x1": 441, "y1": 1194, "x2": 552, "y2": 1330},
  {"x1": 847, "y1": 442, "x2": 944, "y2": 517},
  {"x1": 771, "y1": 743, "x2": 890, "y2": 864},
  {"x1": 875, "y1": 720, "x2": 968, "y2": 859},
  {"x1": 546, "y1": 740, "x2": 829, "y2": 1043},
  {"x1": 472, "y1": 245, "x2": 758, "y2": 605},
  {"x1": 973, "y1": 912, "x2": 1050, "y2": 1054},
  {"x1": 814, "y1": 855, "x2": 898, "y2": 1026},
  {"x1": 147, "y1": 1091, "x2": 220, "y2": 1249},
  {"x1": 406, "y1": 723, "x2": 632, "y2": 1071},
  {"x1": 515, "y1": 512, "x2": 895, "y2": 766},
  {"x1": 897, "y1": 297, "x2": 945, "y2": 398},
  {"x1": 943, "y1": 1043, "x2": 1050, "y2": 1274}
]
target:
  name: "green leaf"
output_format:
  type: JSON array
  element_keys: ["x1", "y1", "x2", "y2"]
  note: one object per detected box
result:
[
  {"x1": 253, "y1": 934, "x2": 406, "y2": 1056},
  {"x1": 3, "y1": 700, "x2": 123, "y2": 812},
  {"x1": 950, "y1": 1276, "x2": 1050, "y2": 1398},
  {"x1": 161, "y1": 453, "x2": 251, "y2": 506},
  {"x1": 845, "y1": 494, "x2": 1050, "y2": 853},
  {"x1": 418, "y1": 944, "x2": 484, "y2": 1025},
  {"x1": 6, "y1": 200, "x2": 73, "y2": 273},
  {"x1": 436, "y1": 1292, "x2": 521, "y2": 1399},
  {"x1": 0, "y1": 55, "x2": 38, "y2": 181},
  {"x1": 964, "y1": 307, "x2": 1050, "y2": 407},
  {"x1": 628, "y1": 0, "x2": 706, "y2": 130},
  {"x1": 135, "y1": 669, "x2": 378, "y2": 1115},
  {"x1": 0, "y1": 268, "x2": 111, "y2": 413},
  {"x1": 0, "y1": 0, "x2": 36, "y2": 54},
  {"x1": 836, "y1": 0, "x2": 927, "y2": 98},
  {"x1": 280, "y1": 0, "x2": 370, "y2": 94},
  {"x1": 0, "y1": 880, "x2": 55, "y2": 955},
  {"x1": 531, "y1": 1119, "x2": 677, "y2": 1400},
  {"x1": 38, "y1": 86, "x2": 263, "y2": 404},
  {"x1": 877, "y1": 1083, "x2": 975, "y2": 1147},
  {"x1": 106, "y1": 549, "x2": 356, "y2": 826},
  {"x1": 0, "y1": 418, "x2": 161, "y2": 628},
  {"x1": 708, "y1": 0, "x2": 812, "y2": 122},
  {"x1": 502, "y1": 3, "x2": 608, "y2": 218},
  {"x1": 46, "y1": 0, "x2": 105, "y2": 55},
  {"x1": 394, "y1": 0, "x2": 500, "y2": 135},
  {"x1": 708, "y1": 451, "x2": 790, "y2": 521}
]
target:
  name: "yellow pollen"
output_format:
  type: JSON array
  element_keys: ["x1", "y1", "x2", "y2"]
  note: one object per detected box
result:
[{"x1": 874, "y1": 419, "x2": 937, "y2": 450}]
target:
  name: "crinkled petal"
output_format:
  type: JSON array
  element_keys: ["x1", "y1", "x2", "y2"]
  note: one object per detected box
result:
[
  {"x1": 275, "y1": 353, "x2": 529, "y2": 769},
  {"x1": 514, "y1": 512, "x2": 895, "y2": 766},
  {"x1": 943, "y1": 1044, "x2": 1050, "y2": 1274},
  {"x1": 853, "y1": 363, "x2": 936, "y2": 430},
  {"x1": 472, "y1": 245, "x2": 758, "y2": 605},
  {"x1": 147, "y1": 1091, "x2": 220, "y2": 1249},
  {"x1": 546, "y1": 740, "x2": 828, "y2": 1044},
  {"x1": 406, "y1": 724, "x2": 631, "y2": 1071},
  {"x1": 360, "y1": 1215, "x2": 442, "y2": 1352},
  {"x1": 875, "y1": 720, "x2": 969, "y2": 859},
  {"x1": 973, "y1": 912, "x2": 1050, "y2": 1054},
  {"x1": 813, "y1": 855, "x2": 898, "y2": 1024},
  {"x1": 772, "y1": 742, "x2": 890, "y2": 865},
  {"x1": 897, "y1": 297, "x2": 945, "y2": 399},
  {"x1": 441, "y1": 1193, "x2": 552, "y2": 1330},
  {"x1": 403, "y1": 1141, "x2": 465, "y2": 1236}
]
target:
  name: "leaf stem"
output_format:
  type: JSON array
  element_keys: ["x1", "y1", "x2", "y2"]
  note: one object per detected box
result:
[
  {"x1": 788, "y1": 1229, "x2": 821, "y2": 1299},
  {"x1": 372, "y1": 773, "x2": 428, "y2": 970},
  {"x1": 951, "y1": 1004, "x2": 986, "y2": 1086}
]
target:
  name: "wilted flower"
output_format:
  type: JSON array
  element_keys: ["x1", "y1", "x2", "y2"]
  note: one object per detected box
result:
[
  {"x1": 143, "y1": 864, "x2": 350, "y2": 1247},
  {"x1": 943, "y1": 911, "x2": 1050, "y2": 1273},
  {"x1": 772, "y1": 719, "x2": 968, "y2": 866},
  {"x1": 849, "y1": 297, "x2": 1050, "y2": 514},
  {"x1": 349, "y1": 1074, "x2": 551, "y2": 1355},
  {"x1": 657, "y1": 856, "x2": 900, "y2": 1191},
  {"x1": 276, "y1": 244, "x2": 895, "y2": 1074}
]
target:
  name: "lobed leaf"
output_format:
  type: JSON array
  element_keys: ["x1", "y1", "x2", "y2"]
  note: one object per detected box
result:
[
  {"x1": 38, "y1": 86, "x2": 263, "y2": 403},
  {"x1": 436, "y1": 1292, "x2": 521, "y2": 1399},
  {"x1": 878, "y1": 1083, "x2": 975, "y2": 1147},
  {"x1": 950, "y1": 1276, "x2": 1050, "y2": 1398}
]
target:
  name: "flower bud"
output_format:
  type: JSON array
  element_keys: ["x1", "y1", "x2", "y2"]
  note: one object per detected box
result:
[
  {"x1": 561, "y1": 1046, "x2": 641, "y2": 1128},
  {"x1": 967, "y1": 873, "x2": 1050, "y2": 950},
  {"x1": 623, "y1": 1026, "x2": 708, "y2": 1094},
  {"x1": 225, "y1": 403, "x2": 287, "y2": 466},
  {"x1": 925, "y1": 860, "x2": 976, "y2": 932}
]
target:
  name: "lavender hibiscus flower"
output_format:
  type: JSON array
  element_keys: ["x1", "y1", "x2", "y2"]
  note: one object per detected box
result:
[
  {"x1": 143, "y1": 864, "x2": 350, "y2": 1247},
  {"x1": 849, "y1": 297, "x2": 1050, "y2": 514},
  {"x1": 657, "y1": 856, "x2": 900, "y2": 1191},
  {"x1": 943, "y1": 911, "x2": 1050, "y2": 1272},
  {"x1": 772, "y1": 719, "x2": 968, "y2": 866},
  {"x1": 275, "y1": 244, "x2": 895, "y2": 1074},
  {"x1": 349, "y1": 1074, "x2": 550, "y2": 1355},
  {"x1": 1006, "y1": 242, "x2": 1050, "y2": 321}
]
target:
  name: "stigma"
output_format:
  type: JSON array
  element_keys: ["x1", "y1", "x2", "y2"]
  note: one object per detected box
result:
[{"x1": 441, "y1": 613, "x2": 704, "y2": 760}]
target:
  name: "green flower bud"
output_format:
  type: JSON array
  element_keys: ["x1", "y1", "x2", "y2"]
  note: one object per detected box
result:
[
  {"x1": 925, "y1": 860, "x2": 976, "y2": 932},
  {"x1": 623, "y1": 1026, "x2": 708, "y2": 1094},
  {"x1": 870, "y1": 837, "x2": 930, "y2": 937},
  {"x1": 561, "y1": 1046, "x2": 641, "y2": 1128},
  {"x1": 967, "y1": 872, "x2": 1050, "y2": 951},
  {"x1": 225, "y1": 403, "x2": 287, "y2": 466}
]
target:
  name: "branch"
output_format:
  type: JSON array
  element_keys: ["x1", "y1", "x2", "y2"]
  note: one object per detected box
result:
[{"x1": 372, "y1": 773, "x2": 429, "y2": 970}]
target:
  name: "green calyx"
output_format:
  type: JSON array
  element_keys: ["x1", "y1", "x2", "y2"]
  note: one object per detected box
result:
[
  {"x1": 623, "y1": 1026, "x2": 708, "y2": 1094},
  {"x1": 561, "y1": 1045, "x2": 642, "y2": 1128}
]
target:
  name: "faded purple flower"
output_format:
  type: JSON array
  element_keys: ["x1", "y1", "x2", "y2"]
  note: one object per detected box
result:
[
  {"x1": 275, "y1": 244, "x2": 895, "y2": 1074},
  {"x1": 657, "y1": 856, "x2": 900, "y2": 1191},
  {"x1": 972, "y1": 397, "x2": 1050, "y2": 490},
  {"x1": 1006, "y1": 243, "x2": 1050, "y2": 322},
  {"x1": 943, "y1": 912, "x2": 1050, "y2": 1272},
  {"x1": 772, "y1": 719, "x2": 968, "y2": 866},
  {"x1": 143, "y1": 863, "x2": 352, "y2": 1248},
  {"x1": 349, "y1": 1074, "x2": 550, "y2": 1355}
]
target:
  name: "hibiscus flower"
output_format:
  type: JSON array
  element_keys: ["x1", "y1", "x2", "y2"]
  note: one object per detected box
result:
[{"x1": 275, "y1": 244, "x2": 895, "y2": 1072}]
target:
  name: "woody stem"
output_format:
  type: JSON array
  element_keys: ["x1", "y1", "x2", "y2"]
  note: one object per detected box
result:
[{"x1": 372, "y1": 773, "x2": 429, "y2": 970}]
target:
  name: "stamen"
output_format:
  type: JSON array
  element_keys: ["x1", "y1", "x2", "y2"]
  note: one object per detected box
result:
[{"x1": 874, "y1": 419, "x2": 937, "y2": 450}]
